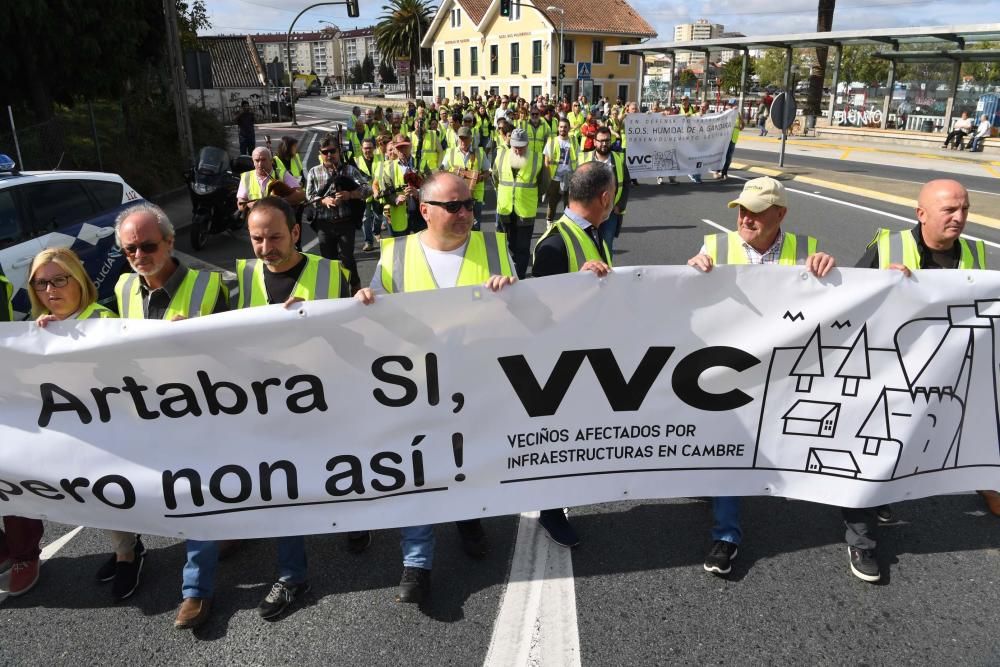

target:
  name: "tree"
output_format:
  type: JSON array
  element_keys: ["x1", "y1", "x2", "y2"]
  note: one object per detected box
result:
[
  {"x1": 754, "y1": 50, "x2": 806, "y2": 89},
  {"x1": 374, "y1": 0, "x2": 434, "y2": 96},
  {"x1": 965, "y1": 42, "x2": 1000, "y2": 86},
  {"x1": 720, "y1": 58, "x2": 754, "y2": 94},
  {"x1": 378, "y1": 62, "x2": 399, "y2": 84},
  {"x1": 804, "y1": 0, "x2": 835, "y2": 116},
  {"x1": 0, "y1": 1, "x2": 163, "y2": 120},
  {"x1": 176, "y1": 0, "x2": 210, "y2": 51},
  {"x1": 837, "y1": 45, "x2": 890, "y2": 88},
  {"x1": 678, "y1": 69, "x2": 698, "y2": 89},
  {"x1": 361, "y1": 55, "x2": 376, "y2": 83}
]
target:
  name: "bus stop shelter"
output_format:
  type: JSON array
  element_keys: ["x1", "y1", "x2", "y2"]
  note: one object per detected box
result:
[{"x1": 608, "y1": 23, "x2": 1000, "y2": 132}]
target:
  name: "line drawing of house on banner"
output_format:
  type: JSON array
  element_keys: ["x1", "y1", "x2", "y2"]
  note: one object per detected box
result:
[{"x1": 752, "y1": 299, "x2": 1000, "y2": 480}]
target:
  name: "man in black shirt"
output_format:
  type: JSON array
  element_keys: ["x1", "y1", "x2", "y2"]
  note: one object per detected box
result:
[{"x1": 233, "y1": 100, "x2": 256, "y2": 155}]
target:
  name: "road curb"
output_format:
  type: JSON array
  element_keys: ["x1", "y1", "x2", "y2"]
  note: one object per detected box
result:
[{"x1": 729, "y1": 161, "x2": 1000, "y2": 232}]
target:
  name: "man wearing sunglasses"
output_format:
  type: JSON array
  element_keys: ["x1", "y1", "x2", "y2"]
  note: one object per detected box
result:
[
  {"x1": 580, "y1": 126, "x2": 630, "y2": 255},
  {"x1": 524, "y1": 108, "x2": 551, "y2": 155},
  {"x1": 355, "y1": 172, "x2": 516, "y2": 604},
  {"x1": 305, "y1": 136, "x2": 371, "y2": 294}
]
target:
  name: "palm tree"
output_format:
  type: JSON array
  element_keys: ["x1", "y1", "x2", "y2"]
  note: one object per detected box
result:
[
  {"x1": 805, "y1": 0, "x2": 835, "y2": 122},
  {"x1": 374, "y1": 0, "x2": 435, "y2": 97}
]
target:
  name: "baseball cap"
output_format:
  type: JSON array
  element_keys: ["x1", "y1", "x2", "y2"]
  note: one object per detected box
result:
[
  {"x1": 727, "y1": 176, "x2": 787, "y2": 213},
  {"x1": 463, "y1": 113, "x2": 475, "y2": 121},
  {"x1": 392, "y1": 133, "x2": 411, "y2": 147},
  {"x1": 510, "y1": 128, "x2": 529, "y2": 147},
  {"x1": 457, "y1": 126, "x2": 472, "y2": 138}
]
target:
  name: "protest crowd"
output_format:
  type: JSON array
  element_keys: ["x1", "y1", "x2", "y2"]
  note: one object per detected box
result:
[{"x1": 1, "y1": 89, "x2": 998, "y2": 630}]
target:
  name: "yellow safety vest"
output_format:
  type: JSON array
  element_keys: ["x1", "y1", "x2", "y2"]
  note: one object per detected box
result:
[
  {"x1": 410, "y1": 130, "x2": 440, "y2": 171},
  {"x1": 496, "y1": 149, "x2": 542, "y2": 218},
  {"x1": 275, "y1": 154, "x2": 305, "y2": 180},
  {"x1": 443, "y1": 147, "x2": 486, "y2": 201},
  {"x1": 240, "y1": 170, "x2": 279, "y2": 201},
  {"x1": 236, "y1": 253, "x2": 349, "y2": 308},
  {"x1": 703, "y1": 232, "x2": 817, "y2": 266},
  {"x1": 354, "y1": 154, "x2": 381, "y2": 203},
  {"x1": 0, "y1": 272, "x2": 11, "y2": 321},
  {"x1": 534, "y1": 217, "x2": 612, "y2": 273},
  {"x1": 77, "y1": 302, "x2": 116, "y2": 319},
  {"x1": 567, "y1": 111, "x2": 585, "y2": 134},
  {"x1": 379, "y1": 231, "x2": 513, "y2": 293},
  {"x1": 869, "y1": 228, "x2": 986, "y2": 270},
  {"x1": 383, "y1": 161, "x2": 410, "y2": 233},
  {"x1": 115, "y1": 268, "x2": 224, "y2": 320},
  {"x1": 546, "y1": 135, "x2": 579, "y2": 178},
  {"x1": 580, "y1": 151, "x2": 625, "y2": 207}
]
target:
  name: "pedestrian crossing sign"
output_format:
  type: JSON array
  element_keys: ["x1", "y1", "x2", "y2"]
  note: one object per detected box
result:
[{"x1": 577, "y1": 62, "x2": 592, "y2": 80}]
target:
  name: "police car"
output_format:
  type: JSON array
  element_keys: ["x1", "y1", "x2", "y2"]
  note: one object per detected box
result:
[{"x1": 0, "y1": 154, "x2": 144, "y2": 318}]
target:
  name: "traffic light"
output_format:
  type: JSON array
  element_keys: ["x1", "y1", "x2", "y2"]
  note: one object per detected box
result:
[
  {"x1": 346, "y1": 0, "x2": 359, "y2": 18},
  {"x1": 500, "y1": 0, "x2": 511, "y2": 17},
  {"x1": 559, "y1": 63, "x2": 565, "y2": 80}
]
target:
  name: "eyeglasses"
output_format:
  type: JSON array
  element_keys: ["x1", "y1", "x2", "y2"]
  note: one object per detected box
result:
[
  {"x1": 121, "y1": 241, "x2": 162, "y2": 256},
  {"x1": 424, "y1": 199, "x2": 475, "y2": 213},
  {"x1": 320, "y1": 148, "x2": 339, "y2": 155},
  {"x1": 30, "y1": 274, "x2": 72, "y2": 291}
]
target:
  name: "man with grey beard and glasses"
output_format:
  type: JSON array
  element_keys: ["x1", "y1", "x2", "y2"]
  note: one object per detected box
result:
[{"x1": 491, "y1": 127, "x2": 545, "y2": 278}]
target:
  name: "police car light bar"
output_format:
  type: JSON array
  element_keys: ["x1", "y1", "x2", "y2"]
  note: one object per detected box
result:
[{"x1": 0, "y1": 154, "x2": 16, "y2": 172}]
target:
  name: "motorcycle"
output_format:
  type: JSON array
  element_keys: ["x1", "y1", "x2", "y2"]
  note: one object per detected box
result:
[{"x1": 184, "y1": 147, "x2": 247, "y2": 251}]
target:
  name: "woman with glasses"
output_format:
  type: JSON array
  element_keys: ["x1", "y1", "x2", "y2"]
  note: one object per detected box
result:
[{"x1": 28, "y1": 248, "x2": 147, "y2": 601}]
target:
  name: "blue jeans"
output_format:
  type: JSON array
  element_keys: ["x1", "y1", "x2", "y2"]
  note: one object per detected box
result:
[
  {"x1": 599, "y1": 211, "x2": 623, "y2": 256},
  {"x1": 239, "y1": 135, "x2": 255, "y2": 155},
  {"x1": 182, "y1": 537, "x2": 307, "y2": 598},
  {"x1": 722, "y1": 141, "x2": 737, "y2": 176},
  {"x1": 711, "y1": 497, "x2": 742, "y2": 545},
  {"x1": 362, "y1": 200, "x2": 383, "y2": 244},
  {"x1": 400, "y1": 525, "x2": 435, "y2": 569}
]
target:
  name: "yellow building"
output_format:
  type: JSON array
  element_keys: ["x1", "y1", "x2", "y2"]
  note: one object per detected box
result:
[{"x1": 421, "y1": 0, "x2": 656, "y2": 104}]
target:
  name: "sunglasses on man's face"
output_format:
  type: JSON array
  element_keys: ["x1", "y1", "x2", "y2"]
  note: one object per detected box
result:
[
  {"x1": 424, "y1": 199, "x2": 475, "y2": 213},
  {"x1": 122, "y1": 241, "x2": 162, "y2": 256},
  {"x1": 320, "y1": 148, "x2": 339, "y2": 155}
]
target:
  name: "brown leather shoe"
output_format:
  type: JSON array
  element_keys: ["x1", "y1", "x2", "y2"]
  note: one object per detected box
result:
[
  {"x1": 979, "y1": 490, "x2": 1000, "y2": 517},
  {"x1": 174, "y1": 597, "x2": 212, "y2": 630}
]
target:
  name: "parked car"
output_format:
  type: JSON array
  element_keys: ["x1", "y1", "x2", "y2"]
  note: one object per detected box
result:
[{"x1": 0, "y1": 154, "x2": 144, "y2": 318}]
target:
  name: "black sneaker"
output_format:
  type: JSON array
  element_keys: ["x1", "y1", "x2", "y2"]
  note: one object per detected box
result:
[
  {"x1": 538, "y1": 509, "x2": 579, "y2": 548},
  {"x1": 396, "y1": 566, "x2": 431, "y2": 604},
  {"x1": 346, "y1": 531, "x2": 372, "y2": 554},
  {"x1": 703, "y1": 540, "x2": 739, "y2": 575},
  {"x1": 96, "y1": 536, "x2": 146, "y2": 583},
  {"x1": 455, "y1": 519, "x2": 489, "y2": 558},
  {"x1": 258, "y1": 580, "x2": 310, "y2": 620},
  {"x1": 111, "y1": 554, "x2": 144, "y2": 601},
  {"x1": 848, "y1": 546, "x2": 881, "y2": 582},
  {"x1": 875, "y1": 505, "x2": 895, "y2": 523}
]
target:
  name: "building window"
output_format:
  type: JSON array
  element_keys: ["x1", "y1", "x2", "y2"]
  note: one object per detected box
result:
[
  {"x1": 531, "y1": 85, "x2": 542, "y2": 100},
  {"x1": 490, "y1": 85, "x2": 500, "y2": 96},
  {"x1": 618, "y1": 84, "x2": 629, "y2": 102},
  {"x1": 490, "y1": 45, "x2": 499, "y2": 75},
  {"x1": 510, "y1": 42, "x2": 520, "y2": 74},
  {"x1": 454, "y1": 48, "x2": 461, "y2": 76},
  {"x1": 562, "y1": 83, "x2": 573, "y2": 100},
  {"x1": 470, "y1": 85, "x2": 479, "y2": 97},
  {"x1": 619, "y1": 42, "x2": 630, "y2": 65},
  {"x1": 438, "y1": 86, "x2": 445, "y2": 100},
  {"x1": 532, "y1": 40, "x2": 542, "y2": 73},
  {"x1": 593, "y1": 40, "x2": 604, "y2": 64},
  {"x1": 438, "y1": 50, "x2": 445, "y2": 76},
  {"x1": 454, "y1": 86, "x2": 462, "y2": 99},
  {"x1": 593, "y1": 83, "x2": 603, "y2": 100},
  {"x1": 562, "y1": 38, "x2": 574, "y2": 63},
  {"x1": 450, "y1": 7, "x2": 461, "y2": 27},
  {"x1": 470, "y1": 46, "x2": 478, "y2": 76},
  {"x1": 510, "y1": 85, "x2": 520, "y2": 98}
]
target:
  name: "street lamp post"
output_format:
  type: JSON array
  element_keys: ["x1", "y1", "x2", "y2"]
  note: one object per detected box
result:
[
  {"x1": 415, "y1": 5, "x2": 438, "y2": 102},
  {"x1": 546, "y1": 5, "x2": 565, "y2": 100},
  {"x1": 287, "y1": 2, "x2": 352, "y2": 126}
]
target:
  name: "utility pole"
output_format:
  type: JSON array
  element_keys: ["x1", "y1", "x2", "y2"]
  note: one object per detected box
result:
[{"x1": 163, "y1": 0, "x2": 195, "y2": 164}]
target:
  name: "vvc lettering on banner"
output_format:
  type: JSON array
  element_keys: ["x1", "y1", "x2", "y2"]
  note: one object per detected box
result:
[
  {"x1": 625, "y1": 109, "x2": 735, "y2": 177},
  {"x1": 1, "y1": 266, "x2": 998, "y2": 539}
]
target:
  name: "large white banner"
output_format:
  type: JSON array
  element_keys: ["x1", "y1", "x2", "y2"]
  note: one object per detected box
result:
[
  {"x1": 1, "y1": 266, "x2": 999, "y2": 540},
  {"x1": 624, "y1": 110, "x2": 736, "y2": 177}
]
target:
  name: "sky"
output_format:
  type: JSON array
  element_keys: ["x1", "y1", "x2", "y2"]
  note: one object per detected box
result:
[{"x1": 202, "y1": 0, "x2": 1000, "y2": 38}]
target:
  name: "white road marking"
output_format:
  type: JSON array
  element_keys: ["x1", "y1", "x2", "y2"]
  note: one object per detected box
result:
[
  {"x1": 0, "y1": 525, "x2": 85, "y2": 603},
  {"x1": 729, "y1": 173, "x2": 1000, "y2": 250},
  {"x1": 700, "y1": 218, "x2": 731, "y2": 233},
  {"x1": 303, "y1": 238, "x2": 319, "y2": 252},
  {"x1": 484, "y1": 511, "x2": 581, "y2": 667}
]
